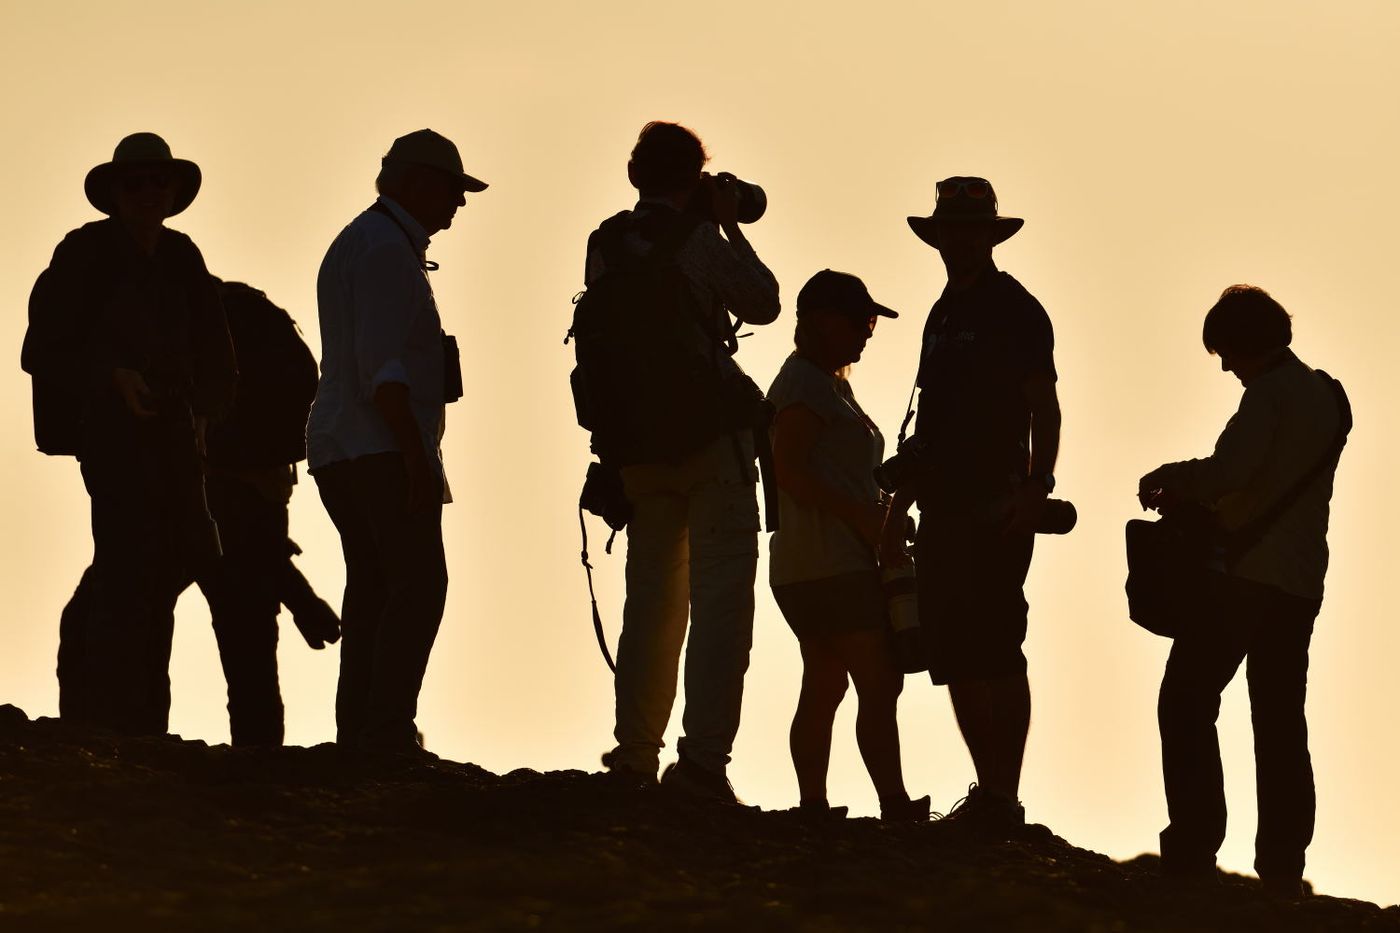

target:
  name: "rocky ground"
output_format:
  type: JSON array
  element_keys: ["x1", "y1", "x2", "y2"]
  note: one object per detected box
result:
[{"x1": 0, "y1": 705, "x2": 1394, "y2": 932}]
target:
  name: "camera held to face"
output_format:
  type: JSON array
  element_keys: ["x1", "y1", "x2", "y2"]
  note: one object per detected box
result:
[{"x1": 688, "y1": 172, "x2": 767, "y2": 224}]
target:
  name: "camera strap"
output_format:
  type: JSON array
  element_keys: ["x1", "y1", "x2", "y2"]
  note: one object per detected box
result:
[{"x1": 577, "y1": 506, "x2": 618, "y2": 675}]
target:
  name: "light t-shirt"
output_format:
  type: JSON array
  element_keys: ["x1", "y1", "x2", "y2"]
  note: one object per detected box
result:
[{"x1": 767, "y1": 353, "x2": 885, "y2": 586}]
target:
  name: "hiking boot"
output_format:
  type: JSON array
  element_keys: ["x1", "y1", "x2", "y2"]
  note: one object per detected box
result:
[
  {"x1": 880, "y1": 794, "x2": 933, "y2": 823},
  {"x1": 660, "y1": 754, "x2": 740, "y2": 804},
  {"x1": 940, "y1": 783, "x2": 1025, "y2": 837},
  {"x1": 600, "y1": 751, "x2": 657, "y2": 789}
]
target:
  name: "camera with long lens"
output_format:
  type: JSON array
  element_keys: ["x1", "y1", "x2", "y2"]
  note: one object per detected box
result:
[
  {"x1": 688, "y1": 171, "x2": 767, "y2": 224},
  {"x1": 873, "y1": 436, "x2": 1077, "y2": 535},
  {"x1": 882, "y1": 562, "x2": 928, "y2": 674},
  {"x1": 1036, "y1": 498, "x2": 1077, "y2": 535},
  {"x1": 873, "y1": 436, "x2": 929, "y2": 496}
]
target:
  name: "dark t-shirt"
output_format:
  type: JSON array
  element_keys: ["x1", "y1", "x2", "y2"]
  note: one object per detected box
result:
[{"x1": 913, "y1": 266, "x2": 1055, "y2": 503}]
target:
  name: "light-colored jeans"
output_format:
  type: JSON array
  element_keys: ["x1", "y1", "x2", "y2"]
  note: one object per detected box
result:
[{"x1": 608, "y1": 433, "x2": 759, "y2": 777}]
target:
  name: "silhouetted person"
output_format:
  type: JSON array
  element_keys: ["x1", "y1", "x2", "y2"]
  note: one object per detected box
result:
[
  {"x1": 55, "y1": 280, "x2": 338, "y2": 746},
  {"x1": 586, "y1": 122, "x2": 779, "y2": 800},
  {"x1": 196, "y1": 279, "x2": 334, "y2": 744},
  {"x1": 1139, "y1": 286, "x2": 1349, "y2": 897},
  {"x1": 307, "y1": 129, "x2": 485, "y2": 756},
  {"x1": 22, "y1": 132, "x2": 237, "y2": 735},
  {"x1": 881, "y1": 177, "x2": 1061, "y2": 834},
  {"x1": 768, "y1": 271, "x2": 928, "y2": 822}
]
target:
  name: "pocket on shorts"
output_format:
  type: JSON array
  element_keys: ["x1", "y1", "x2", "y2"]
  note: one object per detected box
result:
[{"x1": 691, "y1": 456, "x2": 759, "y2": 558}]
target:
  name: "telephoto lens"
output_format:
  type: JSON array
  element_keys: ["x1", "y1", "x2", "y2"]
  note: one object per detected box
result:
[
  {"x1": 714, "y1": 172, "x2": 767, "y2": 224},
  {"x1": 1036, "y1": 498, "x2": 1078, "y2": 535},
  {"x1": 882, "y1": 562, "x2": 928, "y2": 674},
  {"x1": 692, "y1": 172, "x2": 767, "y2": 224}
]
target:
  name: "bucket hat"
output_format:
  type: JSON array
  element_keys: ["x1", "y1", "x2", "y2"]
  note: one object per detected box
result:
[
  {"x1": 383, "y1": 129, "x2": 488, "y2": 193},
  {"x1": 907, "y1": 176, "x2": 1022, "y2": 249},
  {"x1": 85, "y1": 133, "x2": 202, "y2": 217},
  {"x1": 797, "y1": 269, "x2": 899, "y2": 320}
]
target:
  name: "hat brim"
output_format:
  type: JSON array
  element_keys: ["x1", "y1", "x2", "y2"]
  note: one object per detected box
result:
[
  {"x1": 387, "y1": 156, "x2": 489, "y2": 194},
  {"x1": 85, "y1": 159, "x2": 202, "y2": 218},
  {"x1": 907, "y1": 214, "x2": 1023, "y2": 249}
]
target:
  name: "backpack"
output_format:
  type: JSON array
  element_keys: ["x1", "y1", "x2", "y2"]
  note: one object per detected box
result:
[
  {"x1": 204, "y1": 281, "x2": 319, "y2": 470},
  {"x1": 568, "y1": 210, "x2": 760, "y2": 467},
  {"x1": 22, "y1": 222, "x2": 126, "y2": 456}
]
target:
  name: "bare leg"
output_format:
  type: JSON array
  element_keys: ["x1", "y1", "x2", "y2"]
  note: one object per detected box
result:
[
  {"x1": 949, "y1": 671, "x2": 1030, "y2": 800},
  {"x1": 841, "y1": 630, "x2": 908, "y2": 805},
  {"x1": 790, "y1": 637, "x2": 848, "y2": 804}
]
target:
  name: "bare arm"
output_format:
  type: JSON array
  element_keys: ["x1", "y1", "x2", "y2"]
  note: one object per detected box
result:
[
  {"x1": 1005, "y1": 373, "x2": 1061, "y2": 536},
  {"x1": 772, "y1": 402, "x2": 885, "y2": 546}
]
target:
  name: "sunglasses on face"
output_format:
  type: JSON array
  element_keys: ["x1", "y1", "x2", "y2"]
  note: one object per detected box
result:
[
  {"x1": 120, "y1": 172, "x2": 174, "y2": 193},
  {"x1": 937, "y1": 179, "x2": 991, "y2": 200}
]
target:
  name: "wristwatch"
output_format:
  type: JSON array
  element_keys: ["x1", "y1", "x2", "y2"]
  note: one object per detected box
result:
[{"x1": 1027, "y1": 472, "x2": 1056, "y2": 494}]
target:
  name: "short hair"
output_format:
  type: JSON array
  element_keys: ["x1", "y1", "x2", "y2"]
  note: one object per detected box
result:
[
  {"x1": 1202, "y1": 285, "x2": 1293, "y2": 356},
  {"x1": 375, "y1": 160, "x2": 421, "y2": 198},
  {"x1": 628, "y1": 122, "x2": 708, "y2": 196}
]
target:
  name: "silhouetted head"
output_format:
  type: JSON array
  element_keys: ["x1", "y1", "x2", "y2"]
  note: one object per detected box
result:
[
  {"x1": 794, "y1": 270, "x2": 898, "y2": 372},
  {"x1": 377, "y1": 129, "x2": 487, "y2": 236},
  {"x1": 908, "y1": 177, "x2": 1022, "y2": 281},
  {"x1": 1203, "y1": 285, "x2": 1293, "y2": 384},
  {"x1": 627, "y1": 122, "x2": 708, "y2": 203},
  {"x1": 85, "y1": 133, "x2": 201, "y2": 225}
]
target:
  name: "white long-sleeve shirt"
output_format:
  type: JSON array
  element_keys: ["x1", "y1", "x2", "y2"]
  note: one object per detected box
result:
[
  {"x1": 307, "y1": 196, "x2": 446, "y2": 477},
  {"x1": 1157, "y1": 350, "x2": 1345, "y2": 600}
]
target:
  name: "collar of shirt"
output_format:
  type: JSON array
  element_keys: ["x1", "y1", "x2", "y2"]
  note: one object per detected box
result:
[
  {"x1": 376, "y1": 195, "x2": 431, "y2": 254},
  {"x1": 634, "y1": 196, "x2": 684, "y2": 213}
]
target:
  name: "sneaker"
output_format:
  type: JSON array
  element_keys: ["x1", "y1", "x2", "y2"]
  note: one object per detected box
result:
[
  {"x1": 940, "y1": 783, "x2": 1025, "y2": 837},
  {"x1": 660, "y1": 754, "x2": 740, "y2": 804},
  {"x1": 880, "y1": 794, "x2": 933, "y2": 823},
  {"x1": 600, "y1": 751, "x2": 657, "y2": 789}
]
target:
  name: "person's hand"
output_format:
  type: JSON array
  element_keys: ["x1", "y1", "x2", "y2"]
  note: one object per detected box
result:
[
  {"x1": 1003, "y1": 481, "x2": 1048, "y2": 537},
  {"x1": 854, "y1": 500, "x2": 889, "y2": 550},
  {"x1": 403, "y1": 446, "x2": 439, "y2": 514},
  {"x1": 112, "y1": 368, "x2": 157, "y2": 419},
  {"x1": 1138, "y1": 467, "x2": 1171, "y2": 511},
  {"x1": 706, "y1": 173, "x2": 740, "y2": 227},
  {"x1": 877, "y1": 506, "x2": 910, "y2": 568}
]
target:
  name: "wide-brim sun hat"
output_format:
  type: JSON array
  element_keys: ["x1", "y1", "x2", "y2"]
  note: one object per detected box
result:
[
  {"x1": 383, "y1": 129, "x2": 488, "y2": 193},
  {"x1": 907, "y1": 176, "x2": 1023, "y2": 249},
  {"x1": 85, "y1": 132, "x2": 202, "y2": 218}
]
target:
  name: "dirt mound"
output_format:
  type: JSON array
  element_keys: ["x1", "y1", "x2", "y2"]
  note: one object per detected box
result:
[{"x1": 0, "y1": 705, "x2": 1394, "y2": 932}]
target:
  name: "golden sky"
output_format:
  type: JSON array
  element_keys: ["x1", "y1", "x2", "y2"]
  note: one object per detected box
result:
[{"x1": 3, "y1": 0, "x2": 1398, "y2": 906}]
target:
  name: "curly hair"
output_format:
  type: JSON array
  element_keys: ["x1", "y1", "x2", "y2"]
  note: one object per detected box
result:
[{"x1": 628, "y1": 122, "x2": 708, "y2": 196}]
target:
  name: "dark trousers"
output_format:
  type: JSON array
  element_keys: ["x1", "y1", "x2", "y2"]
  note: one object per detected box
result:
[
  {"x1": 60, "y1": 471, "x2": 288, "y2": 744},
  {"x1": 59, "y1": 459, "x2": 189, "y2": 734},
  {"x1": 1158, "y1": 575, "x2": 1320, "y2": 881},
  {"x1": 196, "y1": 474, "x2": 286, "y2": 746},
  {"x1": 314, "y1": 453, "x2": 447, "y2": 750}
]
